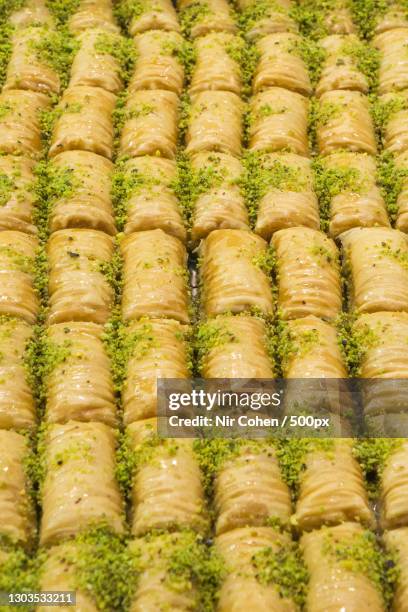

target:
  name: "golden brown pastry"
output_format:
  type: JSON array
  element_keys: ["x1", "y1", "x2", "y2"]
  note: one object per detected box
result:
[
  {"x1": 316, "y1": 90, "x2": 377, "y2": 156},
  {"x1": 272, "y1": 227, "x2": 341, "y2": 320},
  {"x1": 0, "y1": 231, "x2": 39, "y2": 324},
  {"x1": 128, "y1": 533, "x2": 209, "y2": 611},
  {"x1": 0, "y1": 155, "x2": 37, "y2": 234},
  {"x1": 130, "y1": 30, "x2": 184, "y2": 95},
  {"x1": 69, "y1": 0, "x2": 120, "y2": 33},
  {"x1": 301, "y1": 523, "x2": 385, "y2": 612},
  {"x1": 122, "y1": 318, "x2": 191, "y2": 424},
  {"x1": 0, "y1": 317, "x2": 35, "y2": 430},
  {"x1": 198, "y1": 315, "x2": 274, "y2": 378},
  {"x1": 47, "y1": 229, "x2": 114, "y2": 325},
  {"x1": 216, "y1": 527, "x2": 300, "y2": 611},
  {"x1": 49, "y1": 86, "x2": 116, "y2": 159},
  {"x1": 0, "y1": 430, "x2": 35, "y2": 547},
  {"x1": 380, "y1": 441, "x2": 408, "y2": 529},
  {"x1": 254, "y1": 152, "x2": 319, "y2": 239},
  {"x1": 214, "y1": 441, "x2": 291, "y2": 534},
  {"x1": 253, "y1": 32, "x2": 312, "y2": 96},
  {"x1": 238, "y1": 0, "x2": 297, "y2": 40},
  {"x1": 341, "y1": 227, "x2": 408, "y2": 313},
  {"x1": 293, "y1": 440, "x2": 373, "y2": 531},
  {"x1": 317, "y1": 152, "x2": 389, "y2": 238},
  {"x1": 186, "y1": 91, "x2": 244, "y2": 158},
  {"x1": 118, "y1": 156, "x2": 186, "y2": 242},
  {"x1": 0, "y1": 90, "x2": 50, "y2": 158},
  {"x1": 248, "y1": 87, "x2": 309, "y2": 156},
  {"x1": 127, "y1": 0, "x2": 180, "y2": 35},
  {"x1": 44, "y1": 322, "x2": 116, "y2": 427},
  {"x1": 190, "y1": 152, "x2": 249, "y2": 242},
  {"x1": 48, "y1": 151, "x2": 115, "y2": 235},
  {"x1": 38, "y1": 543, "x2": 99, "y2": 611},
  {"x1": 200, "y1": 229, "x2": 274, "y2": 317},
  {"x1": 374, "y1": 28, "x2": 408, "y2": 94},
  {"x1": 68, "y1": 28, "x2": 124, "y2": 94},
  {"x1": 128, "y1": 421, "x2": 207, "y2": 535},
  {"x1": 281, "y1": 316, "x2": 347, "y2": 378},
  {"x1": 10, "y1": 0, "x2": 53, "y2": 28},
  {"x1": 190, "y1": 33, "x2": 243, "y2": 96},
  {"x1": 121, "y1": 229, "x2": 189, "y2": 323},
  {"x1": 179, "y1": 0, "x2": 237, "y2": 37},
  {"x1": 395, "y1": 150, "x2": 408, "y2": 231},
  {"x1": 119, "y1": 90, "x2": 179, "y2": 159},
  {"x1": 4, "y1": 26, "x2": 60, "y2": 95},
  {"x1": 379, "y1": 91, "x2": 408, "y2": 155},
  {"x1": 40, "y1": 421, "x2": 124, "y2": 546},
  {"x1": 316, "y1": 34, "x2": 369, "y2": 97},
  {"x1": 384, "y1": 527, "x2": 408, "y2": 610}
]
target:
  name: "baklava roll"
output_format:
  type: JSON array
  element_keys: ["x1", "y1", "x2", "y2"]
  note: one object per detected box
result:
[
  {"x1": 374, "y1": 28, "x2": 408, "y2": 94},
  {"x1": 0, "y1": 155, "x2": 37, "y2": 234},
  {"x1": 4, "y1": 26, "x2": 60, "y2": 95},
  {"x1": 119, "y1": 90, "x2": 179, "y2": 159},
  {"x1": 49, "y1": 86, "x2": 116, "y2": 159},
  {"x1": 186, "y1": 91, "x2": 244, "y2": 158},
  {"x1": 118, "y1": 156, "x2": 186, "y2": 243},
  {"x1": 179, "y1": 0, "x2": 238, "y2": 38},
  {"x1": 44, "y1": 322, "x2": 116, "y2": 426},
  {"x1": 316, "y1": 34, "x2": 370, "y2": 97},
  {"x1": 293, "y1": 440, "x2": 373, "y2": 531},
  {"x1": 38, "y1": 543, "x2": 99, "y2": 611},
  {"x1": 316, "y1": 90, "x2": 377, "y2": 156},
  {"x1": 127, "y1": 0, "x2": 180, "y2": 35},
  {"x1": 40, "y1": 421, "x2": 124, "y2": 546},
  {"x1": 214, "y1": 441, "x2": 291, "y2": 534},
  {"x1": 48, "y1": 151, "x2": 115, "y2": 235},
  {"x1": 374, "y1": 1, "x2": 408, "y2": 35},
  {"x1": 384, "y1": 527, "x2": 408, "y2": 610},
  {"x1": 190, "y1": 33, "x2": 243, "y2": 96},
  {"x1": 121, "y1": 229, "x2": 189, "y2": 323},
  {"x1": 341, "y1": 227, "x2": 408, "y2": 313},
  {"x1": 319, "y1": 0, "x2": 356, "y2": 35},
  {"x1": 129, "y1": 30, "x2": 184, "y2": 95},
  {"x1": 316, "y1": 152, "x2": 389, "y2": 238},
  {"x1": 197, "y1": 315, "x2": 274, "y2": 378},
  {"x1": 354, "y1": 313, "x2": 408, "y2": 421},
  {"x1": 253, "y1": 32, "x2": 312, "y2": 96},
  {"x1": 0, "y1": 318, "x2": 35, "y2": 430},
  {"x1": 381, "y1": 441, "x2": 408, "y2": 529},
  {"x1": 301, "y1": 523, "x2": 385, "y2": 612},
  {"x1": 122, "y1": 318, "x2": 191, "y2": 424},
  {"x1": 47, "y1": 229, "x2": 114, "y2": 325},
  {"x1": 238, "y1": 0, "x2": 297, "y2": 40},
  {"x1": 200, "y1": 229, "x2": 274, "y2": 317},
  {"x1": 216, "y1": 527, "x2": 301, "y2": 611},
  {"x1": 128, "y1": 533, "x2": 210, "y2": 612},
  {"x1": 190, "y1": 151, "x2": 249, "y2": 243},
  {"x1": 379, "y1": 91, "x2": 408, "y2": 154},
  {"x1": 10, "y1": 0, "x2": 53, "y2": 28},
  {"x1": 0, "y1": 231, "x2": 39, "y2": 324},
  {"x1": 0, "y1": 90, "x2": 50, "y2": 158},
  {"x1": 68, "y1": 0, "x2": 120, "y2": 33},
  {"x1": 272, "y1": 227, "x2": 341, "y2": 320},
  {"x1": 128, "y1": 421, "x2": 207, "y2": 535},
  {"x1": 0, "y1": 430, "x2": 35, "y2": 546},
  {"x1": 281, "y1": 316, "x2": 347, "y2": 378},
  {"x1": 395, "y1": 151, "x2": 408, "y2": 231},
  {"x1": 248, "y1": 87, "x2": 309, "y2": 156},
  {"x1": 69, "y1": 28, "x2": 124, "y2": 94},
  {"x1": 254, "y1": 152, "x2": 320, "y2": 239},
  {"x1": 357, "y1": 312, "x2": 408, "y2": 379}
]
